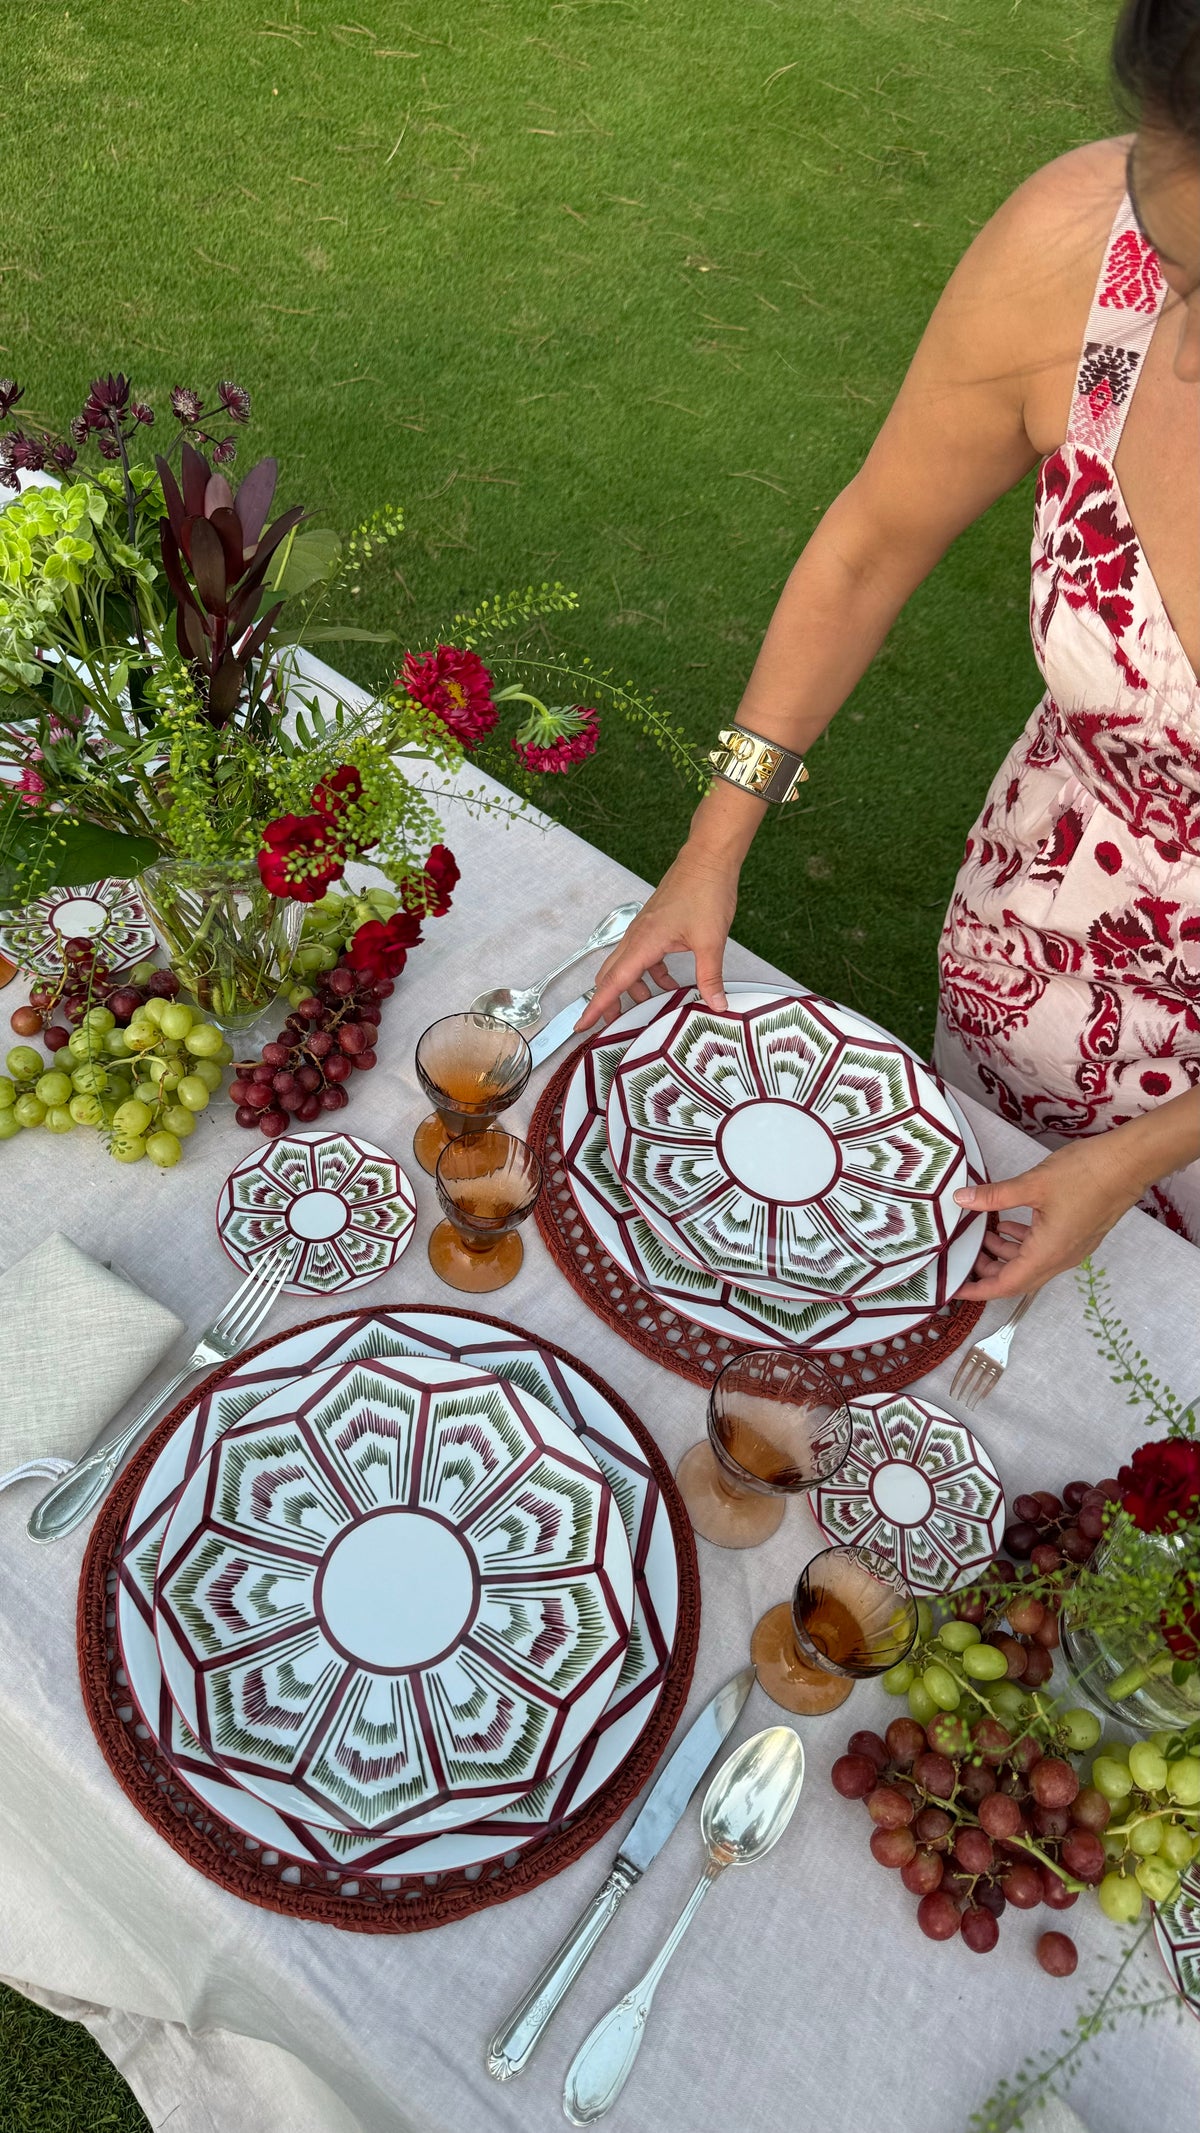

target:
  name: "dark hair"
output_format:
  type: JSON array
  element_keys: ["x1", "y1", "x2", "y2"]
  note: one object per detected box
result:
[{"x1": 1112, "y1": 0, "x2": 1200, "y2": 142}]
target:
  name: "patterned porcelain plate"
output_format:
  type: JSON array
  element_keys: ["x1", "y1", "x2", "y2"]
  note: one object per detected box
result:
[
  {"x1": 563, "y1": 989, "x2": 987, "y2": 1354},
  {"x1": 1155, "y1": 1867, "x2": 1200, "y2": 2021},
  {"x1": 216, "y1": 1133, "x2": 417, "y2": 1295},
  {"x1": 811, "y1": 1392, "x2": 1005, "y2": 1594},
  {"x1": 607, "y1": 993, "x2": 968, "y2": 1298},
  {"x1": 154, "y1": 1353, "x2": 635, "y2": 1837},
  {"x1": 0, "y1": 876, "x2": 155, "y2": 974},
  {"x1": 117, "y1": 1307, "x2": 679, "y2": 1876}
]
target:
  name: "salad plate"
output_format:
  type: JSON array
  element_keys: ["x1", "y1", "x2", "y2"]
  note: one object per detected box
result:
[
  {"x1": 153, "y1": 1354, "x2": 634, "y2": 1836},
  {"x1": 116, "y1": 1307, "x2": 678, "y2": 1875},
  {"x1": 216, "y1": 1132, "x2": 417, "y2": 1295},
  {"x1": 811, "y1": 1391, "x2": 1004, "y2": 1594}
]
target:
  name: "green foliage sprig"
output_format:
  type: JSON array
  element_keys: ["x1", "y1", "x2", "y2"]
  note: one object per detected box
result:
[{"x1": 1078, "y1": 1258, "x2": 1198, "y2": 1436}]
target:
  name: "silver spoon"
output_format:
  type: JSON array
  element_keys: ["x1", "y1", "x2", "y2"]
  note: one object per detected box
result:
[
  {"x1": 562, "y1": 1726, "x2": 805, "y2": 2125},
  {"x1": 470, "y1": 902, "x2": 641, "y2": 1028}
]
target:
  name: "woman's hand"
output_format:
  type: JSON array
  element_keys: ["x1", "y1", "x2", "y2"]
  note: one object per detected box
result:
[
  {"x1": 576, "y1": 842, "x2": 740, "y2": 1030},
  {"x1": 952, "y1": 1132, "x2": 1149, "y2": 1301}
]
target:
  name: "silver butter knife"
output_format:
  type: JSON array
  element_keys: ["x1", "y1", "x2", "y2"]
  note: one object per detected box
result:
[
  {"x1": 485, "y1": 1666, "x2": 755, "y2": 2080},
  {"x1": 528, "y1": 992, "x2": 592, "y2": 1070}
]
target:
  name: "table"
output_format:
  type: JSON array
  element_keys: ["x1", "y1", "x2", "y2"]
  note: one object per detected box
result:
[{"x1": 2, "y1": 663, "x2": 1198, "y2": 2133}]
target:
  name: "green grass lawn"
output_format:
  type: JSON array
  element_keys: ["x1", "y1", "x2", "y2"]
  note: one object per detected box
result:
[{"x1": 1, "y1": 0, "x2": 1119, "y2": 2118}]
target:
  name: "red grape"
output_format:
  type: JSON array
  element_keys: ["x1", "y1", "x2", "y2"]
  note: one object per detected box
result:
[
  {"x1": 235, "y1": 1104, "x2": 259, "y2": 1129},
  {"x1": 847, "y1": 1730, "x2": 889, "y2": 1769},
  {"x1": 979, "y1": 1792, "x2": 1023, "y2": 1840},
  {"x1": 913, "y1": 1806, "x2": 953, "y2": 1848},
  {"x1": 296, "y1": 1095, "x2": 322, "y2": 1123},
  {"x1": 375, "y1": 977, "x2": 395, "y2": 997},
  {"x1": 1021, "y1": 1644, "x2": 1054, "y2": 1688},
  {"x1": 1012, "y1": 1493, "x2": 1044, "y2": 1525},
  {"x1": 1032, "y1": 1491, "x2": 1063, "y2": 1519},
  {"x1": 1003, "y1": 1522, "x2": 1037, "y2": 1559},
  {"x1": 327, "y1": 968, "x2": 355, "y2": 996},
  {"x1": 940, "y1": 1867, "x2": 974, "y2": 1903},
  {"x1": 974, "y1": 1880, "x2": 1006, "y2": 1918},
  {"x1": 1031, "y1": 1804, "x2": 1072, "y2": 1842},
  {"x1": 1000, "y1": 1860, "x2": 1043, "y2": 1909},
  {"x1": 927, "y1": 1714, "x2": 971, "y2": 1758},
  {"x1": 917, "y1": 1891, "x2": 960, "y2": 1941},
  {"x1": 1030, "y1": 1758, "x2": 1079, "y2": 1811},
  {"x1": 10, "y1": 1004, "x2": 43, "y2": 1035},
  {"x1": 324, "y1": 1053, "x2": 352, "y2": 1083},
  {"x1": 107, "y1": 985, "x2": 145, "y2": 1022},
  {"x1": 1030, "y1": 1543, "x2": 1063, "y2": 1574},
  {"x1": 320, "y1": 1084, "x2": 349, "y2": 1111},
  {"x1": 259, "y1": 1108, "x2": 288, "y2": 1137},
  {"x1": 353, "y1": 1048, "x2": 378, "y2": 1070},
  {"x1": 1034, "y1": 1614, "x2": 1060, "y2": 1651},
  {"x1": 229, "y1": 1079, "x2": 251, "y2": 1105},
  {"x1": 1040, "y1": 1865, "x2": 1079, "y2": 1911},
  {"x1": 1062, "y1": 1480, "x2": 1092, "y2": 1511},
  {"x1": 1077, "y1": 1504, "x2": 1107, "y2": 1542},
  {"x1": 885, "y1": 1719, "x2": 927, "y2": 1768},
  {"x1": 1037, "y1": 1931, "x2": 1078, "y2": 1977},
  {"x1": 1059, "y1": 1829, "x2": 1105, "y2": 1884},
  {"x1": 1008, "y1": 1733, "x2": 1043, "y2": 1773},
  {"x1": 913, "y1": 1751, "x2": 956, "y2": 1799},
  {"x1": 957, "y1": 1763, "x2": 997, "y2": 1807},
  {"x1": 1095, "y1": 1478, "x2": 1122, "y2": 1500},
  {"x1": 1070, "y1": 1786, "x2": 1111, "y2": 1833},
  {"x1": 986, "y1": 1558, "x2": 1018, "y2": 1587},
  {"x1": 994, "y1": 1636, "x2": 1028, "y2": 1679},
  {"x1": 261, "y1": 1042, "x2": 290, "y2": 1068},
  {"x1": 307, "y1": 1029, "x2": 334, "y2": 1058},
  {"x1": 870, "y1": 1826, "x2": 916, "y2": 1869},
  {"x1": 831, "y1": 1755, "x2": 877, "y2": 1801},
  {"x1": 901, "y1": 1848, "x2": 944, "y2": 1897},
  {"x1": 252, "y1": 1063, "x2": 275, "y2": 1086},
  {"x1": 953, "y1": 1826, "x2": 994, "y2": 1876},
  {"x1": 338, "y1": 1023, "x2": 367, "y2": 1055},
  {"x1": 243, "y1": 1083, "x2": 273, "y2": 1110},
  {"x1": 867, "y1": 1786, "x2": 914, "y2": 1829},
  {"x1": 146, "y1": 968, "x2": 180, "y2": 997},
  {"x1": 296, "y1": 997, "x2": 323, "y2": 1020},
  {"x1": 1007, "y1": 1595, "x2": 1045, "y2": 1636},
  {"x1": 43, "y1": 1024, "x2": 70, "y2": 1052},
  {"x1": 960, "y1": 1906, "x2": 999, "y2": 1953},
  {"x1": 296, "y1": 1065, "x2": 321, "y2": 1093},
  {"x1": 63, "y1": 997, "x2": 86, "y2": 1024},
  {"x1": 972, "y1": 1719, "x2": 1013, "y2": 1764},
  {"x1": 1060, "y1": 1526, "x2": 1095, "y2": 1564}
]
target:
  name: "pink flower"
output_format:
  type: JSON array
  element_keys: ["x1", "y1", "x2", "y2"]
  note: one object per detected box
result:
[
  {"x1": 511, "y1": 705, "x2": 599, "y2": 775},
  {"x1": 401, "y1": 645, "x2": 498, "y2": 749},
  {"x1": 15, "y1": 762, "x2": 45, "y2": 808}
]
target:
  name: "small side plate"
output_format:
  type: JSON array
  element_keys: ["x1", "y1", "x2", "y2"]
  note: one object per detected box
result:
[
  {"x1": 812, "y1": 1390, "x2": 1005, "y2": 1594},
  {"x1": 216, "y1": 1130, "x2": 417, "y2": 1294}
]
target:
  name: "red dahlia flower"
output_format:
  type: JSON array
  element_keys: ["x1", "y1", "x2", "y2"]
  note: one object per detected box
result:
[
  {"x1": 401, "y1": 645, "x2": 498, "y2": 749},
  {"x1": 1117, "y1": 1437, "x2": 1200, "y2": 1534},
  {"x1": 347, "y1": 910, "x2": 424, "y2": 982},
  {"x1": 511, "y1": 704, "x2": 599, "y2": 775},
  {"x1": 312, "y1": 764, "x2": 363, "y2": 818},
  {"x1": 400, "y1": 843, "x2": 460, "y2": 919},
  {"x1": 257, "y1": 813, "x2": 346, "y2": 902}
]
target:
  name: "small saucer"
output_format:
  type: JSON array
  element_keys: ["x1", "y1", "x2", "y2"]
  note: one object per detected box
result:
[
  {"x1": 217, "y1": 1130, "x2": 417, "y2": 1294},
  {"x1": 811, "y1": 1392, "x2": 1004, "y2": 1594}
]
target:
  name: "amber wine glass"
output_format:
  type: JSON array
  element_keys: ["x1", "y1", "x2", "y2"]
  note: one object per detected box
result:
[
  {"x1": 752, "y1": 1544, "x2": 918, "y2": 1716},
  {"x1": 413, "y1": 1012, "x2": 533, "y2": 1175},
  {"x1": 430, "y1": 1131, "x2": 543, "y2": 1292},
  {"x1": 675, "y1": 1350, "x2": 852, "y2": 1549}
]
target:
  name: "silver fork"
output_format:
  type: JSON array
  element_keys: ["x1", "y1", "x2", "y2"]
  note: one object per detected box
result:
[
  {"x1": 26, "y1": 1247, "x2": 295, "y2": 1544},
  {"x1": 949, "y1": 1292, "x2": 1036, "y2": 1409}
]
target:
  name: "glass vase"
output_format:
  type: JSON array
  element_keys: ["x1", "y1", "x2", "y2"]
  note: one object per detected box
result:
[
  {"x1": 1060, "y1": 1514, "x2": 1200, "y2": 1731},
  {"x1": 138, "y1": 859, "x2": 303, "y2": 1033}
]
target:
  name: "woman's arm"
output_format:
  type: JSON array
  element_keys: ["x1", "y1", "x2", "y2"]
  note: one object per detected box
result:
[
  {"x1": 581, "y1": 147, "x2": 1119, "y2": 1027},
  {"x1": 954, "y1": 1088, "x2": 1200, "y2": 1300}
]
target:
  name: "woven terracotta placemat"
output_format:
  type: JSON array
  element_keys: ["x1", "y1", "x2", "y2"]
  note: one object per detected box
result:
[
  {"x1": 78, "y1": 1306, "x2": 699, "y2": 1933},
  {"x1": 530, "y1": 1050, "x2": 984, "y2": 1397}
]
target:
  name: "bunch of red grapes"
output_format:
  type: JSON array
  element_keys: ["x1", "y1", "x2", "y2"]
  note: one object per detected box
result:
[
  {"x1": 9, "y1": 937, "x2": 180, "y2": 1045},
  {"x1": 229, "y1": 954, "x2": 393, "y2": 1138},
  {"x1": 1001, "y1": 1478, "x2": 1121, "y2": 1568}
]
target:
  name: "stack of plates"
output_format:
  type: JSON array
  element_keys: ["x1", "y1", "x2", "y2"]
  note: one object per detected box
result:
[
  {"x1": 561, "y1": 985, "x2": 988, "y2": 1354},
  {"x1": 117, "y1": 1312, "x2": 681, "y2": 1877}
]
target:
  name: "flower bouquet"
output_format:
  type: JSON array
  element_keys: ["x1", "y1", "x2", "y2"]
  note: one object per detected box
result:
[{"x1": 0, "y1": 374, "x2": 696, "y2": 1028}]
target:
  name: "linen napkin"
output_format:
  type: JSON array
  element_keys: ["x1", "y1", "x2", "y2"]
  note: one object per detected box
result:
[{"x1": 0, "y1": 1234, "x2": 184, "y2": 1491}]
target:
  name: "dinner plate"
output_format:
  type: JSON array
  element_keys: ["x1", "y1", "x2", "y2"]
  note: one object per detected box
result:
[
  {"x1": 811, "y1": 1391, "x2": 1005, "y2": 1594},
  {"x1": 116, "y1": 1307, "x2": 679, "y2": 1875},
  {"x1": 607, "y1": 992, "x2": 968, "y2": 1298},
  {"x1": 154, "y1": 1354, "x2": 635, "y2": 1836},
  {"x1": 0, "y1": 876, "x2": 155, "y2": 973},
  {"x1": 562, "y1": 989, "x2": 987, "y2": 1354},
  {"x1": 216, "y1": 1132, "x2": 417, "y2": 1294},
  {"x1": 1155, "y1": 1867, "x2": 1200, "y2": 2021}
]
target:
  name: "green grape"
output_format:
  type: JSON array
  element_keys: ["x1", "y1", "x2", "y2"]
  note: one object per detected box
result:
[
  {"x1": 160, "y1": 1104, "x2": 196, "y2": 1139},
  {"x1": 113, "y1": 1097, "x2": 153, "y2": 1136},
  {"x1": 907, "y1": 1680, "x2": 940, "y2": 1725},
  {"x1": 69, "y1": 1093, "x2": 104, "y2": 1127},
  {"x1": 5, "y1": 1045, "x2": 44, "y2": 1080},
  {"x1": 70, "y1": 1062, "x2": 108, "y2": 1096},
  {"x1": 937, "y1": 1621, "x2": 981, "y2": 1654},
  {"x1": 35, "y1": 1071, "x2": 73, "y2": 1106},
  {"x1": 353, "y1": 901, "x2": 376, "y2": 926},
  {"x1": 125, "y1": 1020, "x2": 161, "y2": 1052},
  {"x1": 131, "y1": 1080, "x2": 159, "y2": 1109},
  {"x1": 176, "y1": 1076, "x2": 210, "y2": 1112},
  {"x1": 159, "y1": 1002, "x2": 194, "y2": 1040},
  {"x1": 1135, "y1": 1856, "x2": 1179, "y2": 1903},
  {"x1": 162, "y1": 1069, "x2": 182, "y2": 1092},
  {"x1": 110, "y1": 1133, "x2": 147, "y2": 1163},
  {"x1": 84, "y1": 1005, "x2": 115, "y2": 1034},
  {"x1": 990, "y1": 1681, "x2": 1030, "y2": 1721},
  {"x1": 366, "y1": 887, "x2": 398, "y2": 913},
  {"x1": 1165, "y1": 1756, "x2": 1200, "y2": 1807},
  {"x1": 67, "y1": 1029, "x2": 94, "y2": 1060},
  {"x1": 922, "y1": 1663, "x2": 961, "y2": 1711},
  {"x1": 188, "y1": 1057, "x2": 224, "y2": 1092},
  {"x1": 1097, "y1": 1871, "x2": 1143, "y2": 1923},
  {"x1": 43, "y1": 1104, "x2": 74, "y2": 1134},
  {"x1": 215, "y1": 1042, "x2": 234, "y2": 1065},
  {"x1": 140, "y1": 996, "x2": 170, "y2": 1027},
  {"x1": 0, "y1": 1106, "x2": 20, "y2": 1140},
  {"x1": 960, "y1": 1642, "x2": 1008, "y2": 1681},
  {"x1": 1058, "y1": 1707, "x2": 1102, "y2": 1753},
  {"x1": 881, "y1": 1660, "x2": 915, "y2": 1695},
  {"x1": 104, "y1": 1028, "x2": 132, "y2": 1057},
  {"x1": 287, "y1": 984, "x2": 310, "y2": 1007},
  {"x1": 140, "y1": 1055, "x2": 168, "y2": 1084},
  {"x1": 127, "y1": 960, "x2": 158, "y2": 987},
  {"x1": 1149, "y1": 1731, "x2": 1174, "y2": 1752},
  {"x1": 183, "y1": 1022, "x2": 223, "y2": 1058},
  {"x1": 0, "y1": 1077, "x2": 14, "y2": 1110},
  {"x1": 1102, "y1": 1831, "x2": 1127, "y2": 1863},
  {"x1": 1092, "y1": 1755, "x2": 1134, "y2": 1802},
  {"x1": 1127, "y1": 1816, "x2": 1163, "y2": 1858},
  {"x1": 146, "y1": 1130, "x2": 182, "y2": 1168},
  {"x1": 1160, "y1": 1822, "x2": 1198, "y2": 1869},
  {"x1": 294, "y1": 943, "x2": 331, "y2": 973},
  {"x1": 14, "y1": 1094, "x2": 46, "y2": 1126},
  {"x1": 1128, "y1": 1742, "x2": 1169, "y2": 1793}
]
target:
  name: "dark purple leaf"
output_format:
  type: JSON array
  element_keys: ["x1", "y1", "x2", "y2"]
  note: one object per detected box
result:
[
  {"x1": 234, "y1": 601, "x2": 283, "y2": 664},
  {"x1": 180, "y1": 440, "x2": 210, "y2": 518},
  {"x1": 177, "y1": 600, "x2": 211, "y2": 667},
  {"x1": 208, "y1": 651, "x2": 245, "y2": 723},
  {"x1": 208, "y1": 506, "x2": 245, "y2": 581},
  {"x1": 188, "y1": 517, "x2": 230, "y2": 614},
  {"x1": 232, "y1": 457, "x2": 278, "y2": 550},
  {"x1": 203, "y1": 470, "x2": 235, "y2": 519}
]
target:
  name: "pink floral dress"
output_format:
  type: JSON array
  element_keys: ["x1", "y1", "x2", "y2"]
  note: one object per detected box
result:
[{"x1": 934, "y1": 197, "x2": 1200, "y2": 1240}]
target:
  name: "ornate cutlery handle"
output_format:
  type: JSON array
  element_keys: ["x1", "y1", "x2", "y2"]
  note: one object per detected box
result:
[
  {"x1": 563, "y1": 1861, "x2": 723, "y2": 2125},
  {"x1": 486, "y1": 1859, "x2": 640, "y2": 2080},
  {"x1": 26, "y1": 1362, "x2": 198, "y2": 1544}
]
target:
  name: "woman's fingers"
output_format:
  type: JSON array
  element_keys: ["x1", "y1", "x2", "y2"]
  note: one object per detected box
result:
[
  {"x1": 577, "y1": 938, "x2": 661, "y2": 1028},
  {"x1": 953, "y1": 1173, "x2": 1037, "y2": 1217}
]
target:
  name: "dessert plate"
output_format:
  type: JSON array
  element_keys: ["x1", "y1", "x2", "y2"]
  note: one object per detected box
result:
[
  {"x1": 117, "y1": 1308, "x2": 677, "y2": 1874},
  {"x1": 811, "y1": 1391, "x2": 1004, "y2": 1594},
  {"x1": 0, "y1": 876, "x2": 155, "y2": 973},
  {"x1": 216, "y1": 1132, "x2": 417, "y2": 1295},
  {"x1": 1155, "y1": 1867, "x2": 1200, "y2": 2022},
  {"x1": 154, "y1": 1354, "x2": 634, "y2": 1837},
  {"x1": 607, "y1": 993, "x2": 968, "y2": 1299}
]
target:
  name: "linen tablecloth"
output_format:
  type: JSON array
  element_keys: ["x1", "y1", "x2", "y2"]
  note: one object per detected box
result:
[{"x1": 2, "y1": 681, "x2": 1197, "y2": 2133}]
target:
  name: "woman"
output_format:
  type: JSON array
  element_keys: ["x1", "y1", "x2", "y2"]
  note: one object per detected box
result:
[{"x1": 581, "y1": 0, "x2": 1200, "y2": 1301}]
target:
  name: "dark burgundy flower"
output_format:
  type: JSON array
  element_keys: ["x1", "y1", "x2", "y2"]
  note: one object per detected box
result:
[
  {"x1": 69, "y1": 415, "x2": 90, "y2": 446},
  {"x1": 401, "y1": 645, "x2": 497, "y2": 749},
  {"x1": 130, "y1": 401, "x2": 155, "y2": 427},
  {"x1": 401, "y1": 842, "x2": 460, "y2": 919},
  {"x1": 1118, "y1": 1438, "x2": 1200, "y2": 1533},
  {"x1": 95, "y1": 434, "x2": 121, "y2": 461},
  {"x1": 170, "y1": 386, "x2": 203, "y2": 424},
  {"x1": 1162, "y1": 1576, "x2": 1200, "y2": 1664},
  {"x1": 258, "y1": 812, "x2": 347, "y2": 901},
  {"x1": 83, "y1": 373, "x2": 131, "y2": 420},
  {"x1": 211, "y1": 437, "x2": 237, "y2": 466},
  {"x1": 5, "y1": 430, "x2": 47, "y2": 472},
  {"x1": 0, "y1": 380, "x2": 22, "y2": 421},
  {"x1": 217, "y1": 380, "x2": 251, "y2": 423},
  {"x1": 47, "y1": 440, "x2": 79, "y2": 473},
  {"x1": 347, "y1": 910, "x2": 423, "y2": 982}
]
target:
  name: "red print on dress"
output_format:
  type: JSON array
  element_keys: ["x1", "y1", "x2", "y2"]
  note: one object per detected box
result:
[{"x1": 1097, "y1": 229, "x2": 1164, "y2": 315}]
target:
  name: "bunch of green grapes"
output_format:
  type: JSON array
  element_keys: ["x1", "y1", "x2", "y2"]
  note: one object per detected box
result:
[
  {"x1": 1087, "y1": 1731, "x2": 1200, "y2": 1921},
  {"x1": 285, "y1": 886, "x2": 403, "y2": 1003},
  {"x1": 0, "y1": 996, "x2": 233, "y2": 1168}
]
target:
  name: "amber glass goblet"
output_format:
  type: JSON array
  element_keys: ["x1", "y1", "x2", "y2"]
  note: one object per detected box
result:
[
  {"x1": 752, "y1": 1543, "x2": 918, "y2": 1716},
  {"x1": 675, "y1": 1350, "x2": 852, "y2": 1550},
  {"x1": 430, "y1": 1131, "x2": 543, "y2": 1292},
  {"x1": 413, "y1": 1012, "x2": 532, "y2": 1175}
]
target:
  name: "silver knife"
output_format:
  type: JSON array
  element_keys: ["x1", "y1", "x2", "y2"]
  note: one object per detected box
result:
[
  {"x1": 485, "y1": 1666, "x2": 756, "y2": 2080},
  {"x1": 528, "y1": 991, "x2": 593, "y2": 1070}
]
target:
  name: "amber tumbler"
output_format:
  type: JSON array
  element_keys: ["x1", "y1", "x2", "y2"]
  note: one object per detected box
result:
[
  {"x1": 430, "y1": 1131, "x2": 543, "y2": 1292},
  {"x1": 413, "y1": 1012, "x2": 532, "y2": 1175}
]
